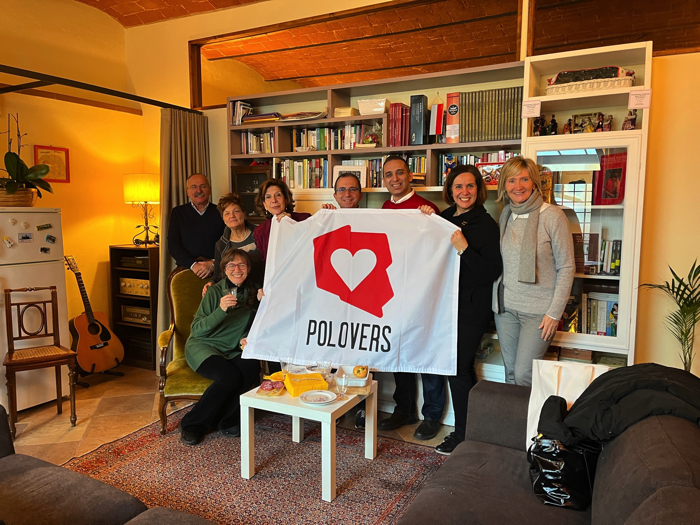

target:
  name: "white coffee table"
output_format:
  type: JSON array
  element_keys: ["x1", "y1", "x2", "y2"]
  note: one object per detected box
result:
[{"x1": 240, "y1": 380, "x2": 378, "y2": 502}]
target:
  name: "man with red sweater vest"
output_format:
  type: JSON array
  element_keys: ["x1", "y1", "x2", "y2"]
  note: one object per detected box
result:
[{"x1": 378, "y1": 156, "x2": 445, "y2": 440}]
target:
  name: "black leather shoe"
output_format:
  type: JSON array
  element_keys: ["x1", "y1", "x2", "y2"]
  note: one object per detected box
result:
[
  {"x1": 220, "y1": 424, "x2": 240, "y2": 438},
  {"x1": 413, "y1": 419, "x2": 440, "y2": 440},
  {"x1": 180, "y1": 428, "x2": 201, "y2": 446},
  {"x1": 435, "y1": 432, "x2": 463, "y2": 455},
  {"x1": 378, "y1": 411, "x2": 417, "y2": 431},
  {"x1": 355, "y1": 410, "x2": 366, "y2": 429}
]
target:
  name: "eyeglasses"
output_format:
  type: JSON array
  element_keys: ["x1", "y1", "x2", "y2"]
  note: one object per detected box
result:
[
  {"x1": 335, "y1": 187, "x2": 361, "y2": 194},
  {"x1": 188, "y1": 184, "x2": 210, "y2": 191},
  {"x1": 225, "y1": 263, "x2": 247, "y2": 270}
]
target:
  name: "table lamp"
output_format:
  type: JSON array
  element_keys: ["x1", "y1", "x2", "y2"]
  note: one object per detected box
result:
[{"x1": 123, "y1": 173, "x2": 160, "y2": 246}]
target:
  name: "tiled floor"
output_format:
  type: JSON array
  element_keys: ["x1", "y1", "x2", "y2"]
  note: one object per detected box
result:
[{"x1": 12, "y1": 365, "x2": 454, "y2": 465}]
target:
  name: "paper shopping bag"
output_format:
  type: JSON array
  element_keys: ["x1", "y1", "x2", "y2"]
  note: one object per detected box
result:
[{"x1": 525, "y1": 360, "x2": 609, "y2": 450}]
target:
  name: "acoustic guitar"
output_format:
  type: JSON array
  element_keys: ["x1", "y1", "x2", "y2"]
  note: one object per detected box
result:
[{"x1": 64, "y1": 255, "x2": 124, "y2": 374}]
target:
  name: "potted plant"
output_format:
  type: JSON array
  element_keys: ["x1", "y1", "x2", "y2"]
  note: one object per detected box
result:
[
  {"x1": 0, "y1": 113, "x2": 52, "y2": 207},
  {"x1": 641, "y1": 260, "x2": 700, "y2": 373}
]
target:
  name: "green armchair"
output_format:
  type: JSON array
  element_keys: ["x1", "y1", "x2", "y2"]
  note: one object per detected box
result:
[{"x1": 157, "y1": 268, "x2": 213, "y2": 434}]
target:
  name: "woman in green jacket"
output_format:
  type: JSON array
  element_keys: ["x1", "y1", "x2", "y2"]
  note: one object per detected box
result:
[{"x1": 179, "y1": 249, "x2": 261, "y2": 446}]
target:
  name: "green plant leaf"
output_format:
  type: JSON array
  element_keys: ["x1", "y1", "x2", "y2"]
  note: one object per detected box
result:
[
  {"x1": 25, "y1": 164, "x2": 50, "y2": 180},
  {"x1": 32, "y1": 178, "x2": 53, "y2": 193},
  {"x1": 4, "y1": 152, "x2": 21, "y2": 180},
  {"x1": 4, "y1": 180, "x2": 20, "y2": 194}
]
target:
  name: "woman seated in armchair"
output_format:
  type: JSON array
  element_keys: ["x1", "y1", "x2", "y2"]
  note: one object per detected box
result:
[{"x1": 179, "y1": 249, "x2": 261, "y2": 446}]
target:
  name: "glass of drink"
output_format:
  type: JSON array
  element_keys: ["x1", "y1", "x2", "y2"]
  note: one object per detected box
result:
[{"x1": 336, "y1": 372, "x2": 349, "y2": 400}]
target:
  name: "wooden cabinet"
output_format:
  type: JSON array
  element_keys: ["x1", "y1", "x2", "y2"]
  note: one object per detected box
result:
[
  {"x1": 229, "y1": 165, "x2": 272, "y2": 224},
  {"x1": 109, "y1": 245, "x2": 159, "y2": 370},
  {"x1": 227, "y1": 62, "x2": 525, "y2": 195}
]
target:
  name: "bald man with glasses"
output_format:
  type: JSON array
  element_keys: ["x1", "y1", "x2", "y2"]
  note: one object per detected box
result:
[{"x1": 167, "y1": 173, "x2": 225, "y2": 278}]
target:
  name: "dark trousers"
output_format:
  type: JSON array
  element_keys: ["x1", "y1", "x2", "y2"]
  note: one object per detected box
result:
[
  {"x1": 392, "y1": 372, "x2": 446, "y2": 421},
  {"x1": 449, "y1": 309, "x2": 492, "y2": 440},
  {"x1": 181, "y1": 354, "x2": 260, "y2": 434}
]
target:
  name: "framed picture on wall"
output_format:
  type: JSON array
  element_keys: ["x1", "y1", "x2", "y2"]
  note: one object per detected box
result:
[
  {"x1": 332, "y1": 165, "x2": 368, "y2": 188},
  {"x1": 34, "y1": 145, "x2": 70, "y2": 183}
]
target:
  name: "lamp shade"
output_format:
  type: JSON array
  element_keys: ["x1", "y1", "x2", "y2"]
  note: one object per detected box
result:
[{"x1": 123, "y1": 173, "x2": 160, "y2": 204}]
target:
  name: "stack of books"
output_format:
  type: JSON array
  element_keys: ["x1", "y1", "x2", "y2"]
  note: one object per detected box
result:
[
  {"x1": 388, "y1": 103, "x2": 410, "y2": 147},
  {"x1": 231, "y1": 101, "x2": 253, "y2": 126}
]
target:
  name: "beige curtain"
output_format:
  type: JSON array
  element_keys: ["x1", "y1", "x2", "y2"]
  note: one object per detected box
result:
[{"x1": 156, "y1": 108, "x2": 211, "y2": 367}]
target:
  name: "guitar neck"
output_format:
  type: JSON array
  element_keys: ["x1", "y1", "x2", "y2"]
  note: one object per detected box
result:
[{"x1": 74, "y1": 272, "x2": 96, "y2": 323}]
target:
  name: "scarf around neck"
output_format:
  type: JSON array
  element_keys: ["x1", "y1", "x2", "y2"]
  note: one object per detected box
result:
[{"x1": 499, "y1": 189, "x2": 544, "y2": 284}]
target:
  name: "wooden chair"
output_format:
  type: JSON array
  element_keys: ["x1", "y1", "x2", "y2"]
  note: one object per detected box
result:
[
  {"x1": 157, "y1": 268, "x2": 213, "y2": 434},
  {"x1": 3, "y1": 286, "x2": 77, "y2": 439}
]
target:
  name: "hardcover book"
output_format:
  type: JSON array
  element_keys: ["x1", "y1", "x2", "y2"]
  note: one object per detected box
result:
[{"x1": 410, "y1": 94, "x2": 429, "y2": 145}]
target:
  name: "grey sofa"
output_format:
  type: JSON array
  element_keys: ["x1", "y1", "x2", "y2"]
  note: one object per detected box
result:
[
  {"x1": 398, "y1": 380, "x2": 700, "y2": 525},
  {"x1": 0, "y1": 405, "x2": 212, "y2": 525}
]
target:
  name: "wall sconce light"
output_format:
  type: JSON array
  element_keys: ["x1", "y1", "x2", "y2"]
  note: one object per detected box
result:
[{"x1": 123, "y1": 173, "x2": 160, "y2": 246}]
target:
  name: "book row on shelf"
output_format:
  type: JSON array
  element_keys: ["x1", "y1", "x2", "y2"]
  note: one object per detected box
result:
[
  {"x1": 561, "y1": 280, "x2": 619, "y2": 336},
  {"x1": 448, "y1": 87, "x2": 524, "y2": 143},
  {"x1": 241, "y1": 130, "x2": 274, "y2": 155},
  {"x1": 573, "y1": 233, "x2": 622, "y2": 276},
  {"x1": 273, "y1": 155, "x2": 432, "y2": 189},
  {"x1": 543, "y1": 347, "x2": 626, "y2": 368}
]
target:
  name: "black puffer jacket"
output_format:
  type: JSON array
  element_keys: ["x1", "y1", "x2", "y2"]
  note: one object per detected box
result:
[{"x1": 538, "y1": 363, "x2": 700, "y2": 445}]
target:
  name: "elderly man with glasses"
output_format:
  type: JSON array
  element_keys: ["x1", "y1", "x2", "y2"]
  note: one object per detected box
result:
[{"x1": 167, "y1": 173, "x2": 225, "y2": 278}]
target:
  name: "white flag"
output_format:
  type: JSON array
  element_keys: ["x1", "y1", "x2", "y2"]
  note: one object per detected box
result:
[{"x1": 243, "y1": 209, "x2": 459, "y2": 374}]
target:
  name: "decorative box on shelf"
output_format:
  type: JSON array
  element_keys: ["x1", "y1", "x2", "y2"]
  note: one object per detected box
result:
[
  {"x1": 545, "y1": 66, "x2": 636, "y2": 96},
  {"x1": 357, "y1": 99, "x2": 388, "y2": 115}
]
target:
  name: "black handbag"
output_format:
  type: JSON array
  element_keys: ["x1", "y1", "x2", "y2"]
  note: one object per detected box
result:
[{"x1": 527, "y1": 435, "x2": 602, "y2": 510}]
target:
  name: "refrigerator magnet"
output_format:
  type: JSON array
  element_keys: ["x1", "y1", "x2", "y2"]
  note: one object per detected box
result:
[
  {"x1": 45, "y1": 234, "x2": 56, "y2": 244},
  {"x1": 3, "y1": 236, "x2": 14, "y2": 248},
  {"x1": 21, "y1": 222, "x2": 29, "y2": 229},
  {"x1": 18, "y1": 233, "x2": 33, "y2": 243},
  {"x1": 8, "y1": 218, "x2": 17, "y2": 225},
  {"x1": 40, "y1": 247, "x2": 51, "y2": 254},
  {"x1": 36, "y1": 223, "x2": 52, "y2": 231}
]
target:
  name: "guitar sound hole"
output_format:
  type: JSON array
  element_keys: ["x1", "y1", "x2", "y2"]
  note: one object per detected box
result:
[{"x1": 88, "y1": 323, "x2": 101, "y2": 335}]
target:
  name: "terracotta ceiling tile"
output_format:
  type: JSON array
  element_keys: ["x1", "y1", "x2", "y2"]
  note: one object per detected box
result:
[
  {"x1": 240, "y1": 42, "x2": 267, "y2": 53},
  {"x1": 112, "y1": 2, "x2": 144, "y2": 16},
  {"x1": 159, "y1": 5, "x2": 189, "y2": 17},
  {"x1": 209, "y1": 0, "x2": 243, "y2": 7},
  {"x1": 289, "y1": 25, "x2": 318, "y2": 37},
  {"x1": 201, "y1": 49, "x2": 225, "y2": 59},
  {"x1": 137, "y1": 9, "x2": 167, "y2": 23},
  {"x1": 181, "y1": 1, "x2": 216, "y2": 14},
  {"x1": 119, "y1": 13, "x2": 144, "y2": 27},
  {"x1": 136, "y1": 0, "x2": 169, "y2": 9}
]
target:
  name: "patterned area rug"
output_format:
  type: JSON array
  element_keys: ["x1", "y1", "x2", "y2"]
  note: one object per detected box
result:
[{"x1": 63, "y1": 409, "x2": 445, "y2": 524}]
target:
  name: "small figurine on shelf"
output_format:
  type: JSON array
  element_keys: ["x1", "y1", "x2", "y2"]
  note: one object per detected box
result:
[
  {"x1": 595, "y1": 112, "x2": 604, "y2": 132},
  {"x1": 562, "y1": 118, "x2": 573, "y2": 135},
  {"x1": 548, "y1": 115, "x2": 558, "y2": 135},
  {"x1": 603, "y1": 114, "x2": 613, "y2": 132},
  {"x1": 622, "y1": 109, "x2": 637, "y2": 130},
  {"x1": 533, "y1": 114, "x2": 544, "y2": 136},
  {"x1": 583, "y1": 117, "x2": 596, "y2": 133}
]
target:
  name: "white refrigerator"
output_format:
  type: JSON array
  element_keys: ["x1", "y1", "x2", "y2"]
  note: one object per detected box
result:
[{"x1": 0, "y1": 207, "x2": 70, "y2": 411}]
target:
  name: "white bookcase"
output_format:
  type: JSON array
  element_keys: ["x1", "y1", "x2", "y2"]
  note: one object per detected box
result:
[{"x1": 522, "y1": 42, "x2": 652, "y2": 366}]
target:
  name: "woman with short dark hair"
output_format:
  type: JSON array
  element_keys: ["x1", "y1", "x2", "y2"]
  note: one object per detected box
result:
[
  {"x1": 420, "y1": 165, "x2": 502, "y2": 455},
  {"x1": 202, "y1": 193, "x2": 263, "y2": 297}
]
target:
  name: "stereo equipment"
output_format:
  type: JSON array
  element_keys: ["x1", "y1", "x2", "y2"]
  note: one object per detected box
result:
[
  {"x1": 121, "y1": 306, "x2": 151, "y2": 325},
  {"x1": 120, "y1": 256, "x2": 149, "y2": 269},
  {"x1": 119, "y1": 277, "x2": 150, "y2": 296}
]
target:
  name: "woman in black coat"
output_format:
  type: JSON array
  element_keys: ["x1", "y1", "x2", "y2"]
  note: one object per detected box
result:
[{"x1": 420, "y1": 165, "x2": 503, "y2": 454}]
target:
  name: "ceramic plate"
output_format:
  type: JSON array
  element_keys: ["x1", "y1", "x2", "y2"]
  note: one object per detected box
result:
[{"x1": 299, "y1": 390, "x2": 337, "y2": 405}]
